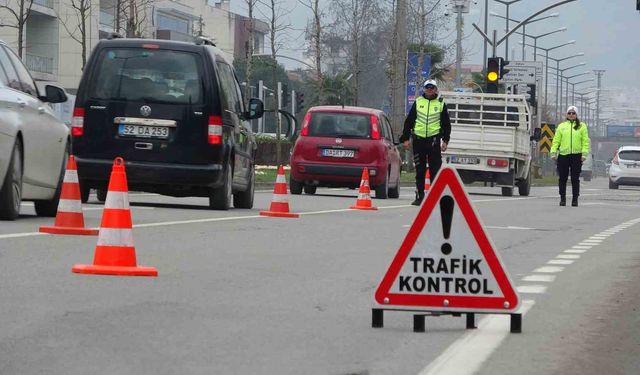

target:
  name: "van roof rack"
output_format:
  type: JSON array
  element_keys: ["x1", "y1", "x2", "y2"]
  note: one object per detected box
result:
[
  {"x1": 106, "y1": 32, "x2": 123, "y2": 40},
  {"x1": 195, "y1": 36, "x2": 216, "y2": 47}
]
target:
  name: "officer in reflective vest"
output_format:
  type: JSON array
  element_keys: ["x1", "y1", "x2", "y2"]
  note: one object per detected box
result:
[{"x1": 400, "y1": 79, "x2": 451, "y2": 206}]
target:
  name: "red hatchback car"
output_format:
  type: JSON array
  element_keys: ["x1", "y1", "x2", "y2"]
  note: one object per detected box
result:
[{"x1": 289, "y1": 106, "x2": 402, "y2": 199}]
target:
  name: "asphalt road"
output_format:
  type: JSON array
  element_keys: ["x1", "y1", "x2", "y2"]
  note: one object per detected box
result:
[{"x1": 0, "y1": 176, "x2": 638, "y2": 374}]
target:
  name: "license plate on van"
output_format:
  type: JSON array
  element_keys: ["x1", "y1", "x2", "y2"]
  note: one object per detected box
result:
[
  {"x1": 322, "y1": 149, "x2": 355, "y2": 158},
  {"x1": 450, "y1": 156, "x2": 479, "y2": 165},
  {"x1": 119, "y1": 124, "x2": 169, "y2": 139}
]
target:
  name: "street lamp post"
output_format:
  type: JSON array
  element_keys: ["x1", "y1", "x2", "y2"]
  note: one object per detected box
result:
[
  {"x1": 529, "y1": 41, "x2": 577, "y2": 116},
  {"x1": 536, "y1": 49, "x2": 582, "y2": 121},
  {"x1": 516, "y1": 27, "x2": 567, "y2": 61},
  {"x1": 490, "y1": 12, "x2": 559, "y2": 60},
  {"x1": 493, "y1": 0, "x2": 524, "y2": 60},
  {"x1": 564, "y1": 72, "x2": 592, "y2": 104},
  {"x1": 549, "y1": 62, "x2": 586, "y2": 121}
]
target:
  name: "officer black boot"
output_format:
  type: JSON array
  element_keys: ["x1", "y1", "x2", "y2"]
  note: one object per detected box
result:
[
  {"x1": 559, "y1": 196, "x2": 566, "y2": 206},
  {"x1": 572, "y1": 196, "x2": 578, "y2": 207},
  {"x1": 411, "y1": 191, "x2": 425, "y2": 206}
]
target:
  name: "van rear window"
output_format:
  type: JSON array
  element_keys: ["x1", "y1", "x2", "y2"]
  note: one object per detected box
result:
[
  {"x1": 308, "y1": 112, "x2": 371, "y2": 138},
  {"x1": 90, "y1": 48, "x2": 203, "y2": 104}
]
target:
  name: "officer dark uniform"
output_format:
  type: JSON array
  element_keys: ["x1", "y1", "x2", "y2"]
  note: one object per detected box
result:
[{"x1": 400, "y1": 79, "x2": 451, "y2": 206}]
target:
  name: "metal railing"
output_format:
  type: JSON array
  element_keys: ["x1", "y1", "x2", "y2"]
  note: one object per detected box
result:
[{"x1": 25, "y1": 53, "x2": 55, "y2": 74}]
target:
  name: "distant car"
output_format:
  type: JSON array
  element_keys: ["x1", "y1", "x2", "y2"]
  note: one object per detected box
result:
[
  {"x1": 289, "y1": 106, "x2": 402, "y2": 199},
  {"x1": 0, "y1": 41, "x2": 69, "y2": 220},
  {"x1": 71, "y1": 37, "x2": 264, "y2": 210},
  {"x1": 608, "y1": 146, "x2": 640, "y2": 189}
]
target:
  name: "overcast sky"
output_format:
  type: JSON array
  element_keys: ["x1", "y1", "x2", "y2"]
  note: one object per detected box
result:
[{"x1": 231, "y1": 0, "x2": 640, "y2": 91}]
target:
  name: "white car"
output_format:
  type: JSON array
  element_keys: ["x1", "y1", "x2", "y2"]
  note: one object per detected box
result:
[
  {"x1": 608, "y1": 145, "x2": 640, "y2": 189},
  {"x1": 0, "y1": 41, "x2": 69, "y2": 220}
]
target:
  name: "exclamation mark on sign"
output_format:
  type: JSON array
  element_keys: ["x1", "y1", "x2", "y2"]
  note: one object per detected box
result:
[{"x1": 440, "y1": 195, "x2": 454, "y2": 255}]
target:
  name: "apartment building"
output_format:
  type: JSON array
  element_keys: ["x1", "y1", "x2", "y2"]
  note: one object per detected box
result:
[{"x1": 0, "y1": 0, "x2": 267, "y2": 91}]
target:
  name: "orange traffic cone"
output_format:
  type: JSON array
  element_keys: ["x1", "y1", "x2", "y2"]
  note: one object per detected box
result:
[
  {"x1": 72, "y1": 157, "x2": 157, "y2": 277},
  {"x1": 350, "y1": 168, "x2": 377, "y2": 210},
  {"x1": 260, "y1": 165, "x2": 299, "y2": 218},
  {"x1": 424, "y1": 169, "x2": 431, "y2": 191},
  {"x1": 39, "y1": 155, "x2": 98, "y2": 235}
]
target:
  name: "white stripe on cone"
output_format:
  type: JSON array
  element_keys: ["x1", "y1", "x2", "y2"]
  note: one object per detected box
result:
[
  {"x1": 276, "y1": 174, "x2": 286, "y2": 183},
  {"x1": 358, "y1": 193, "x2": 371, "y2": 200},
  {"x1": 57, "y1": 198, "x2": 82, "y2": 213},
  {"x1": 271, "y1": 194, "x2": 290, "y2": 203},
  {"x1": 96, "y1": 228, "x2": 135, "y2": 247},
  {"x1": 104, "y1": 191, "x2": 130, "y2": 210},
  {"x1": 63, "y1": 170, "x2": 79, "y2": 183}
]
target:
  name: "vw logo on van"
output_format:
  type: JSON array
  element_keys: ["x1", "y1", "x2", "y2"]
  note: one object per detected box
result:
[
  {"x1": 335, "y1": 138, "x2": 343, "y2": 144},
  {"x1": 140, "y1": 105, "x2": 152, "y2": 117}
]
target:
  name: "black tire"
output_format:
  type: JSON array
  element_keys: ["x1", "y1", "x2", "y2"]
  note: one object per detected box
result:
[
  {"x1": 233, "y1": 166, "x2": 255, "y2": 209},
  {"x1": 375, "y1": 171, "x2": 388, "y2": 199},
  {"x1": 609, "y1": 179, "x2": 618, "y2": 190},
  {"x1": 96, "y1": 188, "x2": 107, "y2": 202},
  {"x1": 290, "y1": 176, "x2": 303, "y2": 195},
  {"x1": 80, "y1": 182, "x2": 90, "y2": 203},
  {"x1": 501, "y1": 187, "x2": 513, "y2": 197},
  {"x1": 0, "y1": 139, "x2": 23, "y2": 220},
  {"x1": 304, "y1": 185, "x2": 317, "y2": 195},
  {"x1": 388, "y1": 169, "x2": 400, "y2": 199},
  {"x1": 35, "y1": 147, "x2": 68, "y2": 217},
  {"x1": 210, "y1": 165, "x2": 232, "y2": 210},
  {"x1": 518, "y1": 170, "x2": 531, "y2": 196}
]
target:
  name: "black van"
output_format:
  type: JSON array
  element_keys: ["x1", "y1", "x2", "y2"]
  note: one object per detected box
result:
[{"x1": 71, "y1": 37, "x2": 263, "y2": 210}]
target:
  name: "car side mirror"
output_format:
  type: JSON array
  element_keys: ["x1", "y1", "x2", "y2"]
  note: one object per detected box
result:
[
  {"x1": 530, "y1": 127, "x2": 541, "y2": 142},
  {"x1": 41, "y1": 85, "x2": 68, "y2": 104},
  {"x1": 245, "y1": 98, "x2": 264, "y2": 120}
]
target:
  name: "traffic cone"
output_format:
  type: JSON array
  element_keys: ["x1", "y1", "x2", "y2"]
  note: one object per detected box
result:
[
  {"x1": 72, "y1": 157, "x2": 157, "y2": 277},
  {"x1": 350, "y1": 168, "x2": 377, "y2": 210},
  {"x1": 260, "y1": 165, "x2": 299, "y2": 218},
  {"x1": 39, "y1": 155, "x2": 98, "y2": 235},
  {"x1": 424, "y1": 170, "x2": 431, "y2": 191}
]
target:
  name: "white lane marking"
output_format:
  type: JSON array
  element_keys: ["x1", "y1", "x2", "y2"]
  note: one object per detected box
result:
[
  {"x1": 589, "y1": 236, "x2": 608, "y2": 239},
  {"x1": 517, "y1": 285, "x2": 547, "y2": 294},
  {"x1": 578, "y1": 242, "x2": 598, "y2": 247},
  {"x1": 581, "y1": 239, "x2": 602, "y2": 243},
  {"x1": 548, "y1": 259, "x2": 574, "y2": 265},
  {"x1": 418, "y1": 300, "x2": 535, "y2": 375},
  {"x1": 565, "y1": 249, "x2": 587, "y2": 254},
  {"x1": 572, "y1": 245, "x2": 592, "y2": 249},
  {"x1": 0, "y1": 232, "x2": 46, "y2": 240},
  {"x1": 557, "y1": 254, "x2": 581, "y2": 259},
  {"x1": 522, "y1": 274, "x2": 556, "y2": 282},
  {"x1": 533, "y1": 266, "x2": 564, "y2": 273}
]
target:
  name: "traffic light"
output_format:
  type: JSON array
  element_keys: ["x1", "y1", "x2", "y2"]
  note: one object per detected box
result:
[
  {"x1": 637, "y1": 0, "x2": 640, "y2": 10},
  {"x1": 527, "y1": 84, "x2": 537, "y2": 107},
  {"x1": 486, "y1": 57, "x2": 500, "y2": 93},
  {"x1": 295, "y1": 92, "x2": 305, "y2": 112},
  {"x1": 500, "y1": 59, "x2": 510, "y2": 79}
]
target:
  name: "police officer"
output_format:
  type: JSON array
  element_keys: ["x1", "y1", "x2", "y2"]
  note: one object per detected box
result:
[
  {"x1": 400, "y1": 79, "x2": 451, "y2": 206},
  {"x1": 550, "y1": 105, "x2": 591, "y2": 207}
]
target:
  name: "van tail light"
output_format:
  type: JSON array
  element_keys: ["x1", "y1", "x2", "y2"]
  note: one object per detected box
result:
[
  {"x1": 300, "y1": 112, "x2": 312, "y2": 136},
  {"x1": 370, "y1": 115, "x2": 380, "y2": 140},
  {"x1": 487, "y1": 158, "x2": 509, "y2": 168},
  {"x1": 71, "y1": 108, "x2": 85, "y2": 137},
  {"x1": 612, "y1": 151, "x2": 619, "y2": 165},
  {"x1": 208, "y1": 116, "x2": 223, "y2": 144}
]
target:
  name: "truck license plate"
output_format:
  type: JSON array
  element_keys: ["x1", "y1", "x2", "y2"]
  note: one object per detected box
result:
[{"x1": 450, "y1": 156, "x2": 479, "y2": 165}]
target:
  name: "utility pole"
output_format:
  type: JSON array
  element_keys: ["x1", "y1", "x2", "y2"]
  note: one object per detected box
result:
[
  {"x1": 390, "y1": 0, "x2": 407, "y2": 135},
  {"x1": 453, "y1": 0, "x2": 471, "y2": 88},
  {"x1": 594, "y1": 70, "x2": 605, "y2": 137},
  {"x1": 483, "y1": 0, "x2": 488, "y2": 72}
]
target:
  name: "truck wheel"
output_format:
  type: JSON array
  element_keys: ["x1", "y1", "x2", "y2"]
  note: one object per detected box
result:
[
  {"x1": 210, "y1": 166, "x2": 232, "y2": 210},
  {"x1": 0, "y1": 139, "x2": 23, "y2": 220},
  {"x1": 518, "y1": 171, "x2": 531, "y2": 196},
  {"x1": 501, "y1": 187, "x2": 513, "y2": 197},
  {"x1": 233, "y1": 166, "x2": 255, "y2": 209}
]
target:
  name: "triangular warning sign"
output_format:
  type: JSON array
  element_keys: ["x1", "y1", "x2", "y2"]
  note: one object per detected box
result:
[{"x1": 375, "y1": 167, "x2": 519, "y2": 312}]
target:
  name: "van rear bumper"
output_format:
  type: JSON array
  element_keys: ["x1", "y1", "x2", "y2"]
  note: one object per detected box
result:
[{"x1": 76, "y1": 157, "x2": 224, "y2": 188}]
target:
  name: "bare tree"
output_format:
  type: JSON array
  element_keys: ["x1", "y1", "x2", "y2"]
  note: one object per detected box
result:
[
  {"x1": 57, "y1": 0, "x2": 92, "y2": 68},
  {"x1": 243, "y1": 0, "x2": 259, "y2": 102},
  {"x1": 407, "y1": 0, "x2": 443, "y2": 88},
  {"x1": 0, "y1": 0, "x2": 34, "y2": 58},
  {"x1": 122, "y1": 0, "x2": 153, "y2": 37},
  {"x1": 299, "y1": 0, "x2": 323, "y2": 81}
]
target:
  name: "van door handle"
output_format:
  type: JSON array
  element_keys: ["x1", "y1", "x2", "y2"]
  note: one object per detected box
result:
[
  {"x1": 135, "y1": 142, "x2": 153, "y2": 150},
  {"x1": 16, "y1": 99, "x2": 25, "y2": 108}
]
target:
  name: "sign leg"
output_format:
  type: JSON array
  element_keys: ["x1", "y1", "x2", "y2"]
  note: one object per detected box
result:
[
  {"x1": 413, "y1": 314, "x2": 426, "y2": 333},
  {"x1": 466, "y1": 313, "x2": 477, "y2": 329},
  {"x1": 372, "y1": 309, "x2": 384, "y2": 328},
  {"x1": 510, "y1": 313, "x2": 522, "y2": 333}
]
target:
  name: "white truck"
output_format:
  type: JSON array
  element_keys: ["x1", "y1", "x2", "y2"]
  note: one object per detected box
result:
[{"x1": 440, "y1": 91, "x2": 539, "y2": 196}]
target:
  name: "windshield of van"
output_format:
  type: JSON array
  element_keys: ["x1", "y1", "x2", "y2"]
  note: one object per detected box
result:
[
  {"x1": 90, "y1": 48, "x2": 203, "y2": 104},
  {"x1": 308, "y1": 112, "x2": 371, "y2": 138}
]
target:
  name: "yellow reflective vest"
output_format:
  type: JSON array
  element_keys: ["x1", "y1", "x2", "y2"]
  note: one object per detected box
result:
[
  {"x1": 414, "y1": 96, "x2": 444, "y2": 138},
  {"x1": 550, "y1": 120, "x2": 590, "y2": 156}
]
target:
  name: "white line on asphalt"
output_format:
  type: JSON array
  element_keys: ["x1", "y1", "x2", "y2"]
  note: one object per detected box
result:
[
  {"x1": 548, "y1": 259, "x2": 575, "y2": 265},
  {"x1": 522, "y1": 274, "x2": 556, "y2": 282},
  {"x1": 418, "y1": 300, "x2": 535, "y2": 375},
  {"x1": 516, "y1": 285, "x2": 547, "y2": 294},
  {"x1": 0, "y1": 232, "x2": 47, "y2": 239},
  {"x1": 533, "y1": 266, "x2": 565, "y2": 273},
  {"x1": 578, "y1": 242, "x2": 598, "y2": 247},
  {"x1": 565, "y1": 249, "x2": 587, "y2": 254},
  {"x1": 572, "y1": 245, "x2": 592, "y2": 249},
  {"x1": 557, "y1": 254, "x2": 581, "y2": 259}
]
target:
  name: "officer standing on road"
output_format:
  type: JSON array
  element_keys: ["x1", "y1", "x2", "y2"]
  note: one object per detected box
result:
[
  {"x1": 550, "y1": 105, "x2": 591, "y2": 207},
  {"x1": 400, "y1": 79, "x2": 451, "y2": 206}
]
